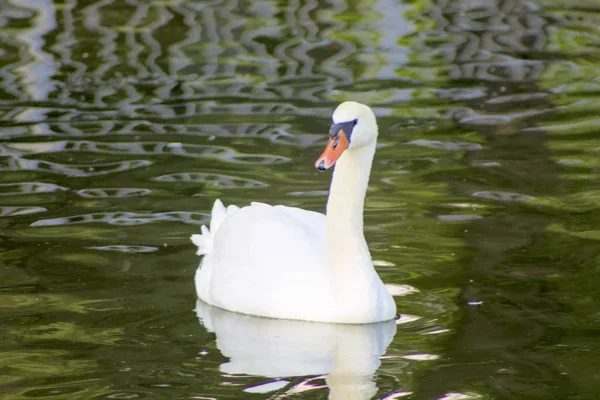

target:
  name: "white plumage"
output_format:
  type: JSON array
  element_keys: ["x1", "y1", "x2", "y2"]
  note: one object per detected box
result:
[{"x1": 191, "y1": 101, "x2": 397, "y2": 323}]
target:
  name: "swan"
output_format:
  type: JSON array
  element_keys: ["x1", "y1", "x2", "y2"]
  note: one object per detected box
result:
[{"x1": 191, "y1": 101, "x2": 396, "y2": 323}]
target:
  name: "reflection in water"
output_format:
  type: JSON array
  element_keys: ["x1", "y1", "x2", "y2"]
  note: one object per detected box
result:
[
  {"x1": 0, "y1": 206, "x2": 47, "y2": 217},
  {"x1": 1, "y1": 0, "x2": 600, "y2": 398},
  {"x1": 0, "y1": 156, "x2": 152, "y2": 177},
  {"x1": 86, "y1": 245, "x2": 158, "y2": 253},
  {"x1": 471, "y1": 191, "x2": 536, "y2": 202},
  {"x1": 76, "y1": 188, "x2": 151, "y2": 198},
  {"x1": 0, "y1": 182, "x2": 68, "y2": 195},
  {"x1": 4, "y1": 141, "x2": 290, "y2": 164},
  {"x1": 195, "y1": 300, "x2": 396, "y2": 399},
  {"x1": 406, "y1": 140, "x2": 482, "y2": 152},
  {"x1": 31, "y1": 211, "x2": 208, "y2": 226},
  {"x1": 155, "y1": 172, "x2": 268, "y2": 189}
]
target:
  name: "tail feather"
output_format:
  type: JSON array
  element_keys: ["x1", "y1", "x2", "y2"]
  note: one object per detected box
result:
[
  {"x1": 192, "y1": 199, "x2": 236, "y2": 256},
  {"x1": 209, "y1": 199, "x2": 227, "y2": 234},
  {"x1": 191, "y1": 225, "x2": 211, "y2": 256}
]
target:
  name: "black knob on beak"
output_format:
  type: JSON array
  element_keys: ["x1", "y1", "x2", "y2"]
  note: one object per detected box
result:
[{"x1": 317, "y1": 160, "x2": 327, "y2": 171}]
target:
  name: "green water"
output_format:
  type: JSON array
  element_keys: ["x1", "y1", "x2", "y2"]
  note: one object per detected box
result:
[{"x1": 2, "y1": 0, "x2": 600, "y2": 398}]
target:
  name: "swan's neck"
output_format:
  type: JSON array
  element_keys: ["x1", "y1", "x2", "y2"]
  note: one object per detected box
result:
[{"x1": 326, "y1": 142, "x2": 377, "y2": 300}]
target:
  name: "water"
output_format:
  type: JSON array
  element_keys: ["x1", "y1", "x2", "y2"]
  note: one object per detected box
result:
[{"x1": 1, "y1": 0, "x2": 600, "y2": 398}]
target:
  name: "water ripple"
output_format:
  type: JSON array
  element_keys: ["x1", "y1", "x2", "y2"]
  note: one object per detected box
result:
[
  {"x1": 405, "y1": 140, "x2": 482, "y2": 151},
  {"x1": 0, "y1": 182, "x2": 68, "y2": 195},
  {"x1": 87, "y1": 245, "x2": 159, "y2": 253},
  {"x1": 5, "y1": 140, "x2": 289, "y2": 164},
  {"x1": 437, "y1": 214, "x2": 483, "y2": 222},
  {"x1": 0, "y1": 0, "x2": 593, "y2": 398},
  {"x1": 30, "y1": 211, "x2": 208, "y2": 227},
  {"x1": 0, "y1": 206, "x2": 47, "y2": 217},
  {"x1": 472, "y1": 191, "x2": 535, "y2": 202},
  {"x1": 288, "y1": 190, "x2": 328, "y2": 197},
  {"x1": 155, "y1": 173, "x2": 268, "y2": 189},
  {"x1": 0, "y1": 157, "x2": 152, "y2": 177},
  {"x1": 486, "y1": 92, "x2": 549, "y2": 105},
  {"x1": 76, "y1": 188, "x2": 152, "y2": 198}
]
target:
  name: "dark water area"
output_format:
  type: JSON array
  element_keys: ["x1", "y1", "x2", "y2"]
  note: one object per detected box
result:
[{"x1": 1, "y1": 0, "x2": 600, "y2": 398}]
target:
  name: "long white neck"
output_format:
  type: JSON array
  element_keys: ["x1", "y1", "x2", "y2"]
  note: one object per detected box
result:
[{"x1": 325, "y1": 141, "x2": 377, "y2": 304}]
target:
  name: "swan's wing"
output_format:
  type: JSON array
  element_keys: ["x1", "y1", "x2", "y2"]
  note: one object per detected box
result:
[
  {"x1": 274, "y1": 204, "x2": 326, "y2": 242},
  {"x1": 192, "y1": 200, "x2": 241, "y2": 256},
  {"x1": 214, "y1": 202, "x2": 326, "y2": 266},
  {"x1": 205, "y1": 202, "x2": 331, "y2": 320}
]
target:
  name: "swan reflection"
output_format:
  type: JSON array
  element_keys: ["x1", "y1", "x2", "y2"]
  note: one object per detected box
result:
[{"x1": 195, "y1": 300, "x2": 397, "y2": 399}]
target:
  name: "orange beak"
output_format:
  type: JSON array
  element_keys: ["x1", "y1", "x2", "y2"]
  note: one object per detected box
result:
[{"x1": 315, "y1": 130, "x2": 350, "y2": 171}]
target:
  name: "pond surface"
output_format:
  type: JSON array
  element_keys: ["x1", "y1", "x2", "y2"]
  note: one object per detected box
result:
[{"x1": 2, "y1": 0, "x2": 600, "y2": 398}]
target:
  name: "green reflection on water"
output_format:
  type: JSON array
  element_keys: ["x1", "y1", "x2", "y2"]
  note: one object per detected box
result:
[{"x1": 1, "y1": 0, "x2": 600, "y2": 399}]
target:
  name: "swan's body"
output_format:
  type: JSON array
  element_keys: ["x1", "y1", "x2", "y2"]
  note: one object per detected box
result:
[{"x1": 192, "y1": 101, "x2": 396, "y2": 324}]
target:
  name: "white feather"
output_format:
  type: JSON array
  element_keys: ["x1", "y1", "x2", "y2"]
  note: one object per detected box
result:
[{"x1": 189, "y1": 101, "x2": 397, "y2": 324}]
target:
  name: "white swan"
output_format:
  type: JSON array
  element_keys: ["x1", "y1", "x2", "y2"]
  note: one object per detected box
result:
[{"x1": 191, "y1": 101, "x2": 396, "y2": 323}]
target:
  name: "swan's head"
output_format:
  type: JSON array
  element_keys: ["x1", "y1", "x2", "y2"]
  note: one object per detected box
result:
[{"x1": 315, "y1": 101, "x2": 378, "y2": 171}]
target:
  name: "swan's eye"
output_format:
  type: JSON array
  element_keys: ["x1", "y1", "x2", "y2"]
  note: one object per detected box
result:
[
  {"x1": 333, "y1": 136, "x2": 340, "y2": 149},
  {"x1": 352, "y1": 119, "x2": 358, "y2": 126}
]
